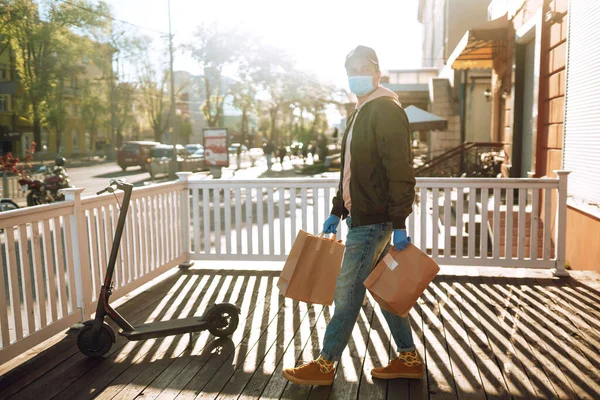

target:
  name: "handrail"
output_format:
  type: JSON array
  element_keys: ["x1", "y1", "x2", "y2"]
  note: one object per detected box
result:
[{"x1": 415, "y1": 142, "x2": 506, "y2": 176}]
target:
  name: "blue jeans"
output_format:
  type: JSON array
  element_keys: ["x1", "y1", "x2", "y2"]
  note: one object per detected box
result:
[{"x1": 321, "y1": 217, "x2": 416, "y2": 362}]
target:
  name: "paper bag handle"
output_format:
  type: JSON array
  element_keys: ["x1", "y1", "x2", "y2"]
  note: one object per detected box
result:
[{"x1": 317, "y1": 232, "x2": 337, "y2": 242}]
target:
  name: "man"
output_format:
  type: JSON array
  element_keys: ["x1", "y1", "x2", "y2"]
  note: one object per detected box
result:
[{"x1": 282, "y1": 45, "x2": 420, "y2": 386}]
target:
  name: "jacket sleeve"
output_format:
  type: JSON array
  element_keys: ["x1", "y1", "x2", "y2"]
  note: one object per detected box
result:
[
  {"x1": 330, "y1": 185, "x2": 345, "y2": 218},
  {"x1": 373, "y1": 99, "x2": 416, "y2": 229}
]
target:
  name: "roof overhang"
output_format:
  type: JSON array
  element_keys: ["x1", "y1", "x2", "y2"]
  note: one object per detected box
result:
[
  {"x1": 404, "y1": 105, "x2": 448, "y2": 131},
  {"x1": 448, "y1": 15, "x2": 511, "y2": 70}
]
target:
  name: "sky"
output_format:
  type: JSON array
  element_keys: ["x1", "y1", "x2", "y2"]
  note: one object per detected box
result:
[{"x1": 105, "y1": 0, "x2": 424, "y2": 122}]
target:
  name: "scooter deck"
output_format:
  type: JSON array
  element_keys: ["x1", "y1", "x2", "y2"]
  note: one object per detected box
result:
[{"x1": 121, "y1": 317, "x2": 210, "y2": 341}]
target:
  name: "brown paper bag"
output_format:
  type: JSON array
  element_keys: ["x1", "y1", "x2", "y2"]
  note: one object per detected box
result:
[
  {"x1": 364, "y1": 244, "x2": 440, "y2": 317},
  {"x1": 277, "y1": 230, "x2": 345, "y2": 305}
]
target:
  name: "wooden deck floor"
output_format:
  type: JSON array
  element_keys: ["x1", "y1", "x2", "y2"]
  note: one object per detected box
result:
[{"x1": 1, "y1": 264, "x2": 600, "y2": 400}]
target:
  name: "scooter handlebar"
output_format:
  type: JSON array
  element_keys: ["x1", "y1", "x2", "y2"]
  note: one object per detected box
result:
[{"x1": 97, "y1": 179, "x2": 128, "y2": 195}]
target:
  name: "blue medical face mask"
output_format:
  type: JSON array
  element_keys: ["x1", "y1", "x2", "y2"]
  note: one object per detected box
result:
[{"x1": 348, "y1": 75, "x2": 375, "y2": 96}]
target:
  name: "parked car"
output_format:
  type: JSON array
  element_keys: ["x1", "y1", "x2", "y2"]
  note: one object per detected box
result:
[
  {"x1": 147, "y1": 145, "x2": 205, "y2": 178},
  {"x1": 118, "y1": 141, "x2": 161, "y2": 171},
  {"x1": 185, "y1": 144, "x2": 204, "y2": 154}
]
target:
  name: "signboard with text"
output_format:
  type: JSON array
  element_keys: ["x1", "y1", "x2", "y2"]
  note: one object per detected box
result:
[{"x1": 203, "y1": 128, "x2": 229, "y2": 167}]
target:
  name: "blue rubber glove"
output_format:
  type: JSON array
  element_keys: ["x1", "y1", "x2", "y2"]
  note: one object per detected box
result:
[
  {"x1": 323, "y1": 214, "x2": 341, "y2": 234},
  {"x1": 393, "y1": 229, "x2": 411, "y2": 251}
]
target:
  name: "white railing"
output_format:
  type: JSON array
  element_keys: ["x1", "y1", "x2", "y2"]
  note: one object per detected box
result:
[
  {"x1": 0, "y1": 171, "x2": 570, "y2": 366},
  {"x1": 0, "y1": 174, "x2": 189, "y2": 364},
  {"x1": 187, "y1": 172, "x2": 569, "y2": 272}
]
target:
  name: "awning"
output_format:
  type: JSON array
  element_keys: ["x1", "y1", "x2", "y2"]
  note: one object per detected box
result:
[
  {"x1": 404, "y1": 105, "x2": 448, "y2": 131},
  {"x1": 447, "y1": 15, "x2": 510, "y2": 70}
]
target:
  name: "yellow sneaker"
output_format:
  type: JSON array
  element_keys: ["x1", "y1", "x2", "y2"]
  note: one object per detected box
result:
[
  {"x1": 371, "y1": 350, "x2": 423, "y2": 380},
  {"x1": 282, "y1": 356, "x2": 335, "y2": 386}
]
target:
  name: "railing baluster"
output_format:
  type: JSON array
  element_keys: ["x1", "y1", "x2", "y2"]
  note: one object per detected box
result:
[
  {"x1": 505, "y1": 188, "x2": 514, "y2": 260},
  {"x1": 456, "y1": 187, "x2": 464, "y2": 259},
  {"x1": 444, "y1": 188, "x2": 452, "y2": 258},
  {"x1": 468, "y1": 188, "x2": 476, "y2": 259},
  {"x1": 6, "y1": 227, "x2": 22, "y2": 340},
  {"x1": 202, "y1": 188, "x2": 210, "y2": 254},
  {"x1": 518, "y1": 188, "x2": 527, "y2": 260},
  {"x1": 431, "y1": 188, "x2": 439, "y2": 259},
  {"x1": 0, "y1": 233, "x2": 10, "y2": 346},
  {"x1": 53, "y1": 217, "x2": 68, "y2": 318},
  {"x1": 268, "y1": 188, "x2": 274, "y2": 255},
  {"x1": 301, "y1": 187, "x2": 308, "y2": 232},
  {"x1": 531, "y1": 188, "x2": 540, "y2": 260},
  {"x1": 214, "y1": 188, "x2": 221, "y2": 255},
  {"x1": 420, "y1": 187, "x2": 427, "y2": 252},
  {"x1": 31, "y1": 221, "x2": 47, "y2": 329},
  {"x1": 257, "y1": 188, "x2": 264, "y2": 255},
  {"x1": 192, "y1": 189, "x2": 200, "y2": 255},
  {"x1": 290, "y1": 187, "x2": 297, "y2": 242},
  {"x1": 87, "y1": 210, "x2": 99, "y2": 294},
  {"x1": 544, "y1": 188, "x2": 552, "y2": 260},
  {"x1": 279, "y1": 188, "x2": 286, "y2": 255},
  {"x1": 246, "y1": 188, "x2": 253, "y2": 255},
  {"x1": 42, "y1": 219, "x2": 57, "y2": 323},
  {"x1": 493, "y1": 188, "x2": 501, "y2": 260},
  {"x1": 313, "y1": 188, "x2": 319, "y2": 235},
  {"x1": 224, "y1": 188, "x2": 231, "y2": 255},
  {"x1": 481, "y1": 188, "x2": 489, "y2": 259},
  {"x1": 235, "y1": 188, "x2": 242, "y2": 255},
  {"x1": 19, "y1": 225, "x2": 35, "y2": 334}
]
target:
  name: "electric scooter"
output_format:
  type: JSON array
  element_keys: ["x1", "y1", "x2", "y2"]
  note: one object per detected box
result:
[{"x1": 77, "y1": 179, "x2": 240, "y2": 357}]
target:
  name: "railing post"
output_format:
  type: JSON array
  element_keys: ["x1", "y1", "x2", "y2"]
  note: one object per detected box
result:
[
  {"x1": 61, "y1": 187, "x2": 93, "y2": 319},
  {"x1": 2, "y1": 171, "x2": 8, "y2": 198},
  {"x1": 176, "y1": 172, "x2": 194, "y2": 269},
  {"x1": 553, "y1": 170, "x2": 570, "y2": 276}
]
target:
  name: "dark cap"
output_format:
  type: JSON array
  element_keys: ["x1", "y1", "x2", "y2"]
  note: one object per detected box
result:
[{"x1": 345, "y1": 45, "x2": 379, "y2": 70}]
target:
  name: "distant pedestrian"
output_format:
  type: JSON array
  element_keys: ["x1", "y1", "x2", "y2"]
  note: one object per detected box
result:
[
  {"x1": 263, "y1": 141, "x2": 275, "y2": 170},
  {"x1": 278, "y1": 146, "x2": 287, "y2": 164},
  {"x1": 301, "y1": 145, "x2": 308, "y2": 163}
]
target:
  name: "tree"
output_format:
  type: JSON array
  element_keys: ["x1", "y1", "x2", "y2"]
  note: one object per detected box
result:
[
  {"x1": 0, "y1": 0, "x2": 110, "y2": 151},
  {"x1": 137, "y1": 59, "x2": 170, "y2": 142},
  {"x1": 80, "y1": 78, "x2": 108, "y2": 152},
  {"x1": 187, "y1": 23, "x2": 245, "y2": 128},
  {"x1": 113, "y1": 82, "x2": 136, "y2": 145}
]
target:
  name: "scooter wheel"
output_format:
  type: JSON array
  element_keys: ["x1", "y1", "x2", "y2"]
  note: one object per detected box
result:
[
  {"x1": 208, "y1": 308, "x2": 239, "y2": 337},
  {"x1": 77, "y1": 323, "x2": 114, "y2": 357}
]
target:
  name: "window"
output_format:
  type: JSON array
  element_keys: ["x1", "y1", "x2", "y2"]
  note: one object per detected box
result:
[
  {"x1": 0, "y1": 95, "x2": 8, "y2": 112},
  {"x1": 0, "y1": 64, "x2": 7, "y2": 80}
]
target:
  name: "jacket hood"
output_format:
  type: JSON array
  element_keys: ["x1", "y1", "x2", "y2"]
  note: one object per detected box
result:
[{"x1": 357, "y1": 85, "x2": 401, "y2": 109}]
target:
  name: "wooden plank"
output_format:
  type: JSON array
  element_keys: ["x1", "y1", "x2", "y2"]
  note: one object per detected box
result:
[
  {"x1": 359, "y1": 304, "x2": 390, "y2": 400},
  {"x1": 326, "y1": 302, "x2": 376, "y2": 400},
  {"x1": 224, "y1": 188, "x2": 231, "y2": 255},
  {"x1": 444, "y1": 188, "x2": 452, "y2": 258},
  {"x1": 267, "y1": 188, "x2": 274, "y2": 255},
  {"x1": 431, "y1": 188, "x2": 439, "y2": 258},
  {"x1": 436, "y1": 275, "x2": 486, "y2": 399},
  {"x1": 530, "y1": 189, "x2": 540, "y2": 260},
  {"x1": 257, "y1": 189, "x2": 264, "y2": 255},
  {"x1": 18, "y1": 225, "x2": 36, "y2": 335},
  {"x1": 246, "y1": 188, "x2": 252, "y2": 255},
  {"x1": 456, "y1": 187, "x2": 464, "y2": 259},
  {"x1": 518, "y1": 188, "x2": 527, "y2": 260},
  {"x1": 203, "y1": 188, "x2": 211, "y2": 254},
  {"x1": 481, "y1": 188, "x2": 489, "y2": 259},
  {"x1": 420, "y1": 278, "x2": 458, "y2": 400},
  {"x1": 279, "y1": 187, "x2": 285, "y2": 255},
  {"x1": 42, "y1": 219, "x2": 57, "y2": 324},
  {"x1": 466, "y1": 273, "x2": 539, "y2": 398},
  {"x1": 488, "y1": 274, "x2": 577, "y2": 398},
  {"x1": 53, "y1": 217, "x2": 68, "y2": 318},
  {"x1": 24, "y1": 270, "x2": 240, "y2": 400},
  {"x1": 235, "y1": 188, "x2": 242, "y2": 255},
  {"x1": 193, "y1": 189, "x2": 200, "y2": 254},
  {"x1": 407, "y1": 301, "x2": 430, "y2": 400}
]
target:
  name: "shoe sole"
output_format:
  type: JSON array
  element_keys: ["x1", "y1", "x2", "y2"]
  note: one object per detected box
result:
[
  {"x1": 282, "y1": 370, "x2": 333, "y2": 386},
  {"x1": 371, "y1": 371, "x2": 423, "y2": 380}
]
